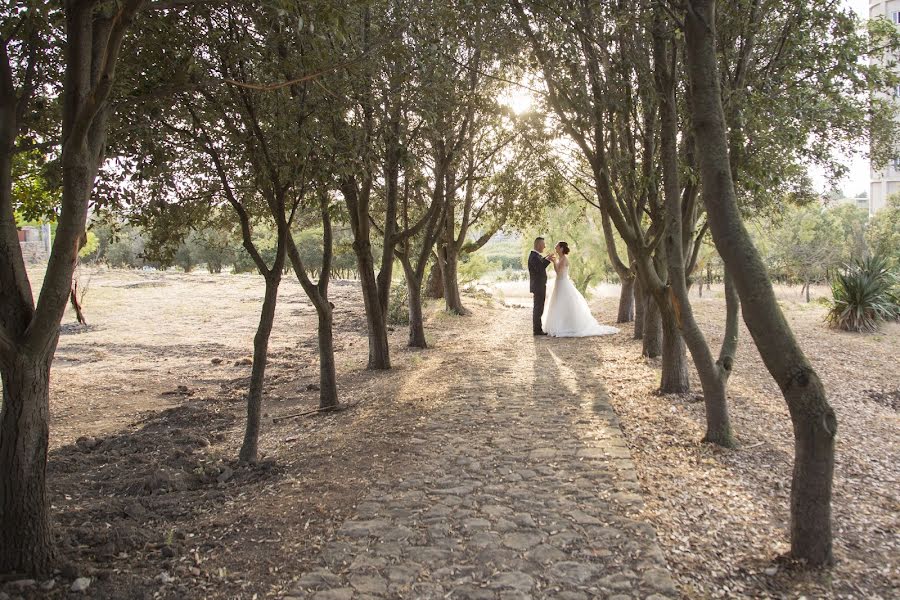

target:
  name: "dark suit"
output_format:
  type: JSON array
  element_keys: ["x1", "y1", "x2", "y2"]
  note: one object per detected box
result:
[{"x1": 528, "y1": 250, "x2": 551, "y2": 334}]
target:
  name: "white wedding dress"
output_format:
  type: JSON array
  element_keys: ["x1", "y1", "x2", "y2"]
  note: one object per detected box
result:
[{"x1": 542, "y1": 259, "x2": 619, "y2": 337}]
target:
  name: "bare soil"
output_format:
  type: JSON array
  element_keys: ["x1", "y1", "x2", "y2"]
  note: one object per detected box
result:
[{"x1": 3, "y1": 269, "x2": 897, "y2": 599}]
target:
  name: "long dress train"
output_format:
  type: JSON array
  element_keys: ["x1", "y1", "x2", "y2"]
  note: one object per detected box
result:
[{"x1": 542, "y1": 263, "x2": 619, "y2": 337}]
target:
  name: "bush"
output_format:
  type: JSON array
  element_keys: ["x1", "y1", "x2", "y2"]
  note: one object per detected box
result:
[
  {"x1": 104, "y1": 225, "x2": 150, "y2": 268},
  {"x1": 459, "y1": 253, "x2": 501, "y2": 285},
  {"x1": 826, "y1": 255, "x2": 899, "y2": 332},
  {"x1": 388, "y1": 281, "x2": 410, "y2": 326}
]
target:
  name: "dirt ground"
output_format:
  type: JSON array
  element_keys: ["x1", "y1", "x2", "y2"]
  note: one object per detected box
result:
[
  {"x1": 589, "y1": 284, "x2": 899, "y2": 599},
  {"x1": 2, "y1": 268, "x2": 898, "y2": 599}
]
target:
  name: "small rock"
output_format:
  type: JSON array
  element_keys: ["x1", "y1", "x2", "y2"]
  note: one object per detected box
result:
[
  {"x1": 145, "y1": 468, "x2": 189, "y2": 493},
  {"x1": 217, "y1": 465, "x2": 234, "y2": 484},
  {"x1": 311, "y1": 588, "x2": 353, "y2": 600},
  {"x1": 211, "y1": 358, "x2": 223, "y2": 365},
  {"x1": 60, "y1": 563, "x2": 79, "y2": 579},
  {"x1": 550, "y1": 561, "x2": 597, "y2": 585},
  {"x1": 156, "y1": 571, "x2": 175, "y2": 584},
  {"x1": 234, "y1": 357, "x2": 253, "y2": 366},
  {"x1": 463, "y1": 517, "x2": 492, "y2": 530},
  {"x1": 70, "y1": 577, "x2": 92, "y2": 592},
  {"x1": 529, "y1": 544, "x2": 566, "y2": 564},
  {"x1": 40, "y1": 580, "x2": 56, "y2": 591},
  {"x1": 75, "y1": 436, "x2": 100, "y2": 451},
  {"x1": 124, "y1": 501, "x2": 147, "y2": 519},
  {"x1": 642, "y1": 568, "x2": 677, "y2": 594},
  {"x1": 161, "y1": 546, "x2": 176, "y2": 558},
  {"x1": 349, "y1": 574, "x2": 388, "y2": 595},
  {"x1": 502, "y1": 531, "x2": 543, "y2": 551},
  {"x1": 764, "y1": 566, "x2": 778, "y2": 576},
  {"x1": 9, "y1": 580, "x2": 35, "y2": 590}
]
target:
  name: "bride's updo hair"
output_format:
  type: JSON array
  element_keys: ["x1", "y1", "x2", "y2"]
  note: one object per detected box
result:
[{"x1": 557, "y1": 241, "x2": 570, "y2": 255}]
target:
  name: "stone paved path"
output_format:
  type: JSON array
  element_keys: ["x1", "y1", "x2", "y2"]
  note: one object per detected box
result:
[{"x1": 285, "y1": 307, "x2": 677, "y2": 599}]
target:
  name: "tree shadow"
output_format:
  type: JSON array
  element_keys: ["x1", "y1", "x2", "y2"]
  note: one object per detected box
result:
[{"x1": 47, "y1": 403, "x2": 283, "y2": 577}]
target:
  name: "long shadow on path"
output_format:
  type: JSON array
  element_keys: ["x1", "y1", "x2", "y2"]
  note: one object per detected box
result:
[{"x1": 284, "y1": 308, "x2": 678, "y2": 599}]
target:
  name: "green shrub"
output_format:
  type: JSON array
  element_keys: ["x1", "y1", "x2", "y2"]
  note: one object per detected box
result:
[
  {"x1": 459, "y1": 253, "x2": 501, "y2": 284},
  {"x1": 826, "y1": 255, "x2": 899, "y2": 332},
  {"x1": 388, "y1": 281, "x2": 410, "y2": 326}
]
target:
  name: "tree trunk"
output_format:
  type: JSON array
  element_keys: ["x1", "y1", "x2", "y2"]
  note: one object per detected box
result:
[
  {"x1": 685, "y1": 0, "x2": 835, "y2": 565},
  {"x1": 317, "y1": 307, "x2": 338, "y2": 410},
  {"x1": 441, "y1": 245, "x2": 467, "y2": 315},
  {"x1": 353, "y1": 238, "x2": 391, "y2": 370},
  {"x1": 642, "y1": 292, "x2": 661, "y2": 357},
  {"x1": 659, "y1": 309, "x2": 690, "y2": 393},
  {"x1": 426, "y1": 262, "x2": 444, "y2": 299},
  {"x1": 699, "y1": 269, "x2": 740, "y2": 447},
  {"x1": 239, "y1": 272, "x2": 281, "y2": 463},
  {"x1": 0, "y1": 354, "x2": 54, "y2": 575},
  {"x1": 617, "y1": 275, "x2": 635, "y2": 323},
  {"x1": 406, "y1": 273, "x2": 427, "y2": 348},
  {"x1": 633, "y1": 277, "x2": 645, "y2": 339}
]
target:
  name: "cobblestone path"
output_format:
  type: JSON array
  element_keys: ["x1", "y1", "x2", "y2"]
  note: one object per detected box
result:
[{"x1": 285, "y1": 307, "x2": 677, "y2": 599}]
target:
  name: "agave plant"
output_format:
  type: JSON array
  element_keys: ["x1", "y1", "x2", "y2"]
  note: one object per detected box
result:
[{"x1": 826, "y1": 255, "x2": 900, "y2": 332}]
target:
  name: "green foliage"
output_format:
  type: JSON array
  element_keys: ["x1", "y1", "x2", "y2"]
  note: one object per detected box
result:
[
  {"x1": 867, "y1": 195, "x2": 900, "y2": 268},
  {"x1": 719, "y1": 3, "x2": 900, "y2": 210},
  {"x1": 190, "y1": 228, "x2": 237, "y2": 274},
  {"x1": 102, "y1": 224, "x2": 151, "y2": 269},
  {"x1": 479, "y1": 237, "x2": 526, "y2": 271},
  {"x1": 232, "y1": 229, "x2": 279, "y2": 274},
  {"x1": 522, "y1": 199, "x2": 614, "y2": 296},
  {"x1": 78, "y1": 231, "x2": 99, "y2": 259},
  {"x1": 174, "y1": 241, "x2": 195, "y2": 273},
  {"x1": 458, "y1": 253, "x2": 500, "y2": 285},
  {"x1": 826, "y1": 255, "x2": 899, "y2": 332},
  {"x1": 387, "y1": 281, "x2": 410, "y2": 326},
  {"x1": 12, "y1": 148, "x2": 59, "y2": 224},
  {"x1": 754, "y1": 203, "x2": 869, "y2": 284}
]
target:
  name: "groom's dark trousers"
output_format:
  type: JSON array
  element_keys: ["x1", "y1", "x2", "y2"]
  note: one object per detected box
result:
[{"x1": 528, "y1": 251, "x2": 551, "y2": 334}]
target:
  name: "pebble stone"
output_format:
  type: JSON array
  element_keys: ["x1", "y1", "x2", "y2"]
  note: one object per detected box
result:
[{"x1": 286, "y1": 310, "x2": 677, "y2": 599}]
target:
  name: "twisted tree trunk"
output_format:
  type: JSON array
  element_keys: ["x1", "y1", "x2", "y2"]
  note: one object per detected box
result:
[
  {"x1": 239, "y1": 269, "x2": 282, "y2": 463},
  {"x1": 685, "y1": 0, "x2": 835, "y2": 564}
]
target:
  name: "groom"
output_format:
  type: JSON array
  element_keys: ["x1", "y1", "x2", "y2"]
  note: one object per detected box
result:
[{"x1": 528, "y1": 237, "x2": 553, "y2": 336}]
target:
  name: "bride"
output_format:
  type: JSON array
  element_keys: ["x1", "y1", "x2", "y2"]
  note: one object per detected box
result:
[{"x1": 542, "y1": 241, "x2": 619, "y2": 337}]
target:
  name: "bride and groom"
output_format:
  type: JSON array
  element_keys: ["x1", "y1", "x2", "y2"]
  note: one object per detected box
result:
[{"x1": 528, "y1": 237, "x2": 619, "y2": 337}]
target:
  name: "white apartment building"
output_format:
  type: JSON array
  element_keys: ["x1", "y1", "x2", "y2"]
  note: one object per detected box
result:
[{"x1": 869, "y1": 1, "x2": 900, "y2": 214}]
